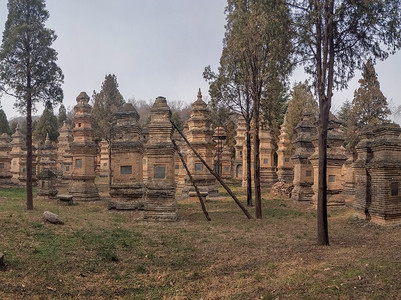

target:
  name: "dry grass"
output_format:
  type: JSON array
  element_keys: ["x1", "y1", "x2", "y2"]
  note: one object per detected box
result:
[{"x1": 1, "y1": 182, "x2": 401, "y2": 299}]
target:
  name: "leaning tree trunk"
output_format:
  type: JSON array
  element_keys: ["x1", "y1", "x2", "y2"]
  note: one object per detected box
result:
[
  {"x1": 246, "y1": 121, "x2": 252, "y2": 206},
  {"x1": 254, "y1": 97, "x2": 262, "y2": 219},
  {"x1": 26, "y1": 75, "x2": 33, "y2": 210}
]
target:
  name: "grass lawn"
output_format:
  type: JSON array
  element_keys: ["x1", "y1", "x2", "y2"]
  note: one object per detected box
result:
[{"x1": 1, "y1": 182, "x2": 401, "y2": 299}]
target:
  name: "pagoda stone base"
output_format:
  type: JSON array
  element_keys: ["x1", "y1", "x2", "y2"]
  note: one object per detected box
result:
[
  {"x1": 277, "y1": 168, "x2": 294, "y2": 184},
  {"x1": 69, "y1": 180, "x2": 100, "y2": 201},
  {"x1": 312, "y1": 189, "x2": 345, "y2": 206},
  {"x1": 181, "y1": 178, "x2": 218, "y2": 199},
  {"x1": 144, "y1": 184, "x2": 177, "y2": 221},
  {"x1": 291, "y1": 184, "x2": 313, "y2": 202},
  {"x1": 36, "y1": 190, "x2": 58, "y2": 200},
  {"x1": 261, "y1": 169, "x2": 278, "y2": 188},
  {"x1": 342, "y1": 183, "x2": 355, "y2": 202},
  {"x1": 108, "y1": 183, "x2": 144, "y2": 210},
  {"x1": 0, "y1": 177, "x2": 13, "y2": 187}
]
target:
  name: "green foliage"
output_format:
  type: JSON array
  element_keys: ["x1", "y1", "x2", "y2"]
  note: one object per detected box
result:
[
  {"x1": 284, "y1": 81, "x2": 317, "y2": 150},
  {"x1": 291, "y1": 0, "x2": 401, "y2": 245},
  {"x1": 336, "y1": 100, "x2": 351, "y2": 129},
  {"x1": 57, "y1": 104, "x2": 67, "y2": 128},
  {"x1": 0, "y1": 0, "x2": 64, "y2": 112},
  {"x1": 92, "y1": 74, "x2": 125, "y2": 142},
  {"x1": 346, "y1": 61, "x2": 391, "y2": 153},
  {"x1": 171, "y1": 111, "x2": 183, "y2": 132},
  {"x1": 0, "y1": 108, "x2": 12, "y2": 135},
  {"x1": 33, "y1": 106, "x2": 59, "y2": 142}
]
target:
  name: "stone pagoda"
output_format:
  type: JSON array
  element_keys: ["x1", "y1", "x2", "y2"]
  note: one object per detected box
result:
[
  {"x1": 309, "y1": 114, "x2": 348, "y2": 206},
  {"x1": 0, "y1": 133, "x2": 13, "y2": 186},
  {"x1": 109, "y1": 103, "x2": 144, "y2": 210},
  {"x1": 144, "y1": 96, "x2": 177, "y2": 221},
  {"x1": 57, "y1": 122, "x2": 73, "y2": 185},
  {"x1": 182, "y1": 89, "x2": 218, "y2": 198},
  {"x1": 36, "y1": 168, "x2": 58, "y2": 200},
  {"x1": 172, "y1": 131, "x2": 186, "y2": 190},
  {"x1": 290, "y1": 109, "x2": 316, "y2": 202},
  {"x1": 354, "y1": 123, "x2": 401, "y2": 225},
  {"x1": 69, "y1": 92, "x2": 100, "y2": 201},
  {"x1": 341, "y1": 152, "x2": 356, "y2": 203},
  {"x1": 99, "y1": 140, "x2": 109, "y2": 177},
  {"x1": 36, "y1": 134, "x2": 57, "y2": 175},
  {"x1": 277, "y1": 116, "x2": 294, "y2": 183},
  {"x1": 259, "y1": 120, "x2": 278, "y2": 188},
  {"x1": 10, "y1": 125, "x2": 27, "y2": 185},
  {"x1": 234, "y1": 116, "x2": 246, "y2": 180}
]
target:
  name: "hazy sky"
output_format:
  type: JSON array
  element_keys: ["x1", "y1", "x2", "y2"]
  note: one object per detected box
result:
[{"x1": 0, "y1": 0, "x2": 400, "y2": 121}]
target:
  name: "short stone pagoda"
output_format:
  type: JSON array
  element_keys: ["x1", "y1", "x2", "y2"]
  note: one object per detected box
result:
[
  {"x1": 99, "y1": 140, "x2": 109, "y2": 177},
  {"x1": 182, "y1": 90, "x2": 218, "y2": 198},
  {"x1": 0, "y1": 133, "x2": 13, "y2": 186},
  {"x1": 36, "y1": 134, "x2": 57, "y2": 175},
  {"x1": 56, "y1": 122, "x2": 73, "y2": 185},
  {"x1": 234, "y1": 116, "x2": 246, "y2": 180},
  {"x1": 10, "y1": 125, "x2": 27, "y2": 186},
  {"x1": 213, "y1": 127, "x2": 231, "y2": 180},
  {"x1": 36, "y1": 168, "x2": 58, "y2": 200},
  {"x1": 109, "y1": 103, "x2": 145, "y2": 210},
  {"x1": 144, "y1": 96, "x2": 177, "y2": 221},
  {"x1": 69, "y1": 92, "x2": 100, "y2": 201},
  {"x1": 354, "y1": 123, "x2": 401, "y2": 225},
  {"x1": 277, "y1": 116, "x2": 294, "y2": 183},
  {"x1": 291, "y1": 109, "x2": 316, "y2": 202},
  {"x1": 259, "y1": 120, "x2": 278, "y2": 187},
  {"x1": 342, "y1": 152, "x2": 356, "y2": 203},
  {"x1": 309, "y1": 114, "x2": 347, "y2": 206}
]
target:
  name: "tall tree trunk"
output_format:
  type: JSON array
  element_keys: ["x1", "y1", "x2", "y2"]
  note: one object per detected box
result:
[
  {"x1": 317, "y1": 98, "x2": 329, "y2": 245},
  {"x1": 246, "y1": 121, "x2": 252, "y2": 206},
  {"x1": 26, "y1": 75, "x2": 33, "y2": 210},
  {"x1": 316, "y1": 0, "x2": 334, "y2": 246},
  {"x1": 254, "y1": 97, "x2": 261, "y2": 219}
]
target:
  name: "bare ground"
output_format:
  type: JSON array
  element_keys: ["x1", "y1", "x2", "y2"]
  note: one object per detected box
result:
[{"x1": 1, "y1": 183, "x2": 401, "y2": 299}]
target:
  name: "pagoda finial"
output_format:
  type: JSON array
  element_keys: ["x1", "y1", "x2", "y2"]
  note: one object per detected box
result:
[{"x1": 197, "y1": 88, "x2": 202, "y2": 101}]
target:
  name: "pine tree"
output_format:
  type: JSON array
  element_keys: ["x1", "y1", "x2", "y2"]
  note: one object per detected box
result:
[
  {"x1": 58, "y1": 104, "x2": 67, "y2": 128},
  {"x1": 285, "y1": 81, "x2": 317, "y2": 152},
  {"x1": 33, "y1": 106, "x2": 59, "y2": 142},
  {"x1": 291, "y1": 0, "x2": 401, "y2": 245},
  {"x1": 346, "y1": 62, "x2": 390, "y2": 153},
  {"x1": 92, "y1": 74, "x2": 125, "y2": 186},
  {"x1": 0, "y1": 109, "x2": 12, "y2": 136},
  {"x1": 349, "y1": 61, "x2": 390, "y2": 126},
  {"x1": 0, "y1": 0, "x2": 64, "y2": 210},
  {"x1": 337, "y1": 100, "x2": 351, "y2": 129}
]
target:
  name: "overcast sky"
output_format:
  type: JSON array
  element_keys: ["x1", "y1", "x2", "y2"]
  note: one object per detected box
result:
[{"x1": 0, "y1": 0, "x2": 400, "y2": 121}]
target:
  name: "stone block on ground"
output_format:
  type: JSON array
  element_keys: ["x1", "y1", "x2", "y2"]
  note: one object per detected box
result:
[{"x1": 43, "y1": 211, "x2": 64, "y2": 225}]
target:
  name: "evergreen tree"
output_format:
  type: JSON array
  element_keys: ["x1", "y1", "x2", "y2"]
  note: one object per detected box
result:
[
  {"x1": 58, "y1": 104, "x2": 67, "y2": 128},
  {"x1": 33, "y1": 106, "x2": 59, "y2": 142},
  {"x1": 285, "y1": 81, "x2": 317, "y2": 152},
  {"x1": 0, "y1": 0, "x2": 64, "y2": 210},
  {"x1": 291, "y1": 0, "x2": 401, "y2": 245},
  {"x1": 337, "y1": 100, "x2": 351, "y2": 129},
  {"x1": 346, "y1": 61, "x2": 390, "y2": 153},
  {"x1": 204, "y1": 0, "x2": 293, "y2": 214},
  {"x1": 0, "y1": 109, "x2": 12, "y2": 136},
  {"x1": 92, "y1": 74, "x2": 125, "y2": 186},
  {"x1": 349, "y1": 61, "x2": 390, "y2": 127}
]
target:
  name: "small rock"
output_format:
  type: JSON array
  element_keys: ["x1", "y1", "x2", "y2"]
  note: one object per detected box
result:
[{"x1": 43, "y1": 211, "x2": 64, "y2": 225}]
